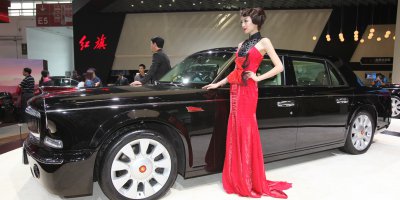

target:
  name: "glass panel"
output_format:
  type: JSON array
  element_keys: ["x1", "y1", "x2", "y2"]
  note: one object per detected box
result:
[
  {"x1": 327, "y1": 62, "x2": 345, "y2": 86},
  {"x1": 293, "y1": 59, "x2": 328, "y2": 86},
  {"x1": 160, "y1": 52, "x2": 233, "y2": 84},
  {"x1": 257, "y1": 59, "x2": 283, "y2": 86}
]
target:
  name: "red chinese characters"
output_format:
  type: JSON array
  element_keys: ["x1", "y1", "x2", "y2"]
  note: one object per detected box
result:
[
  {"x1": 79, "y1": 34, "x2": 108, "y2": 51},
  {"x1": 79, "y1": 35, "x2": 90, "y2": 51},
  {"x1": 93, "y1": 34, "x2": 107, "y2": 50}
]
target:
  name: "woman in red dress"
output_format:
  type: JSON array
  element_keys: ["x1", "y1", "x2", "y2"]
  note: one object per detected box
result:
[{"x1": 203, "y1": 8, "x2": 292, "y2": 199}]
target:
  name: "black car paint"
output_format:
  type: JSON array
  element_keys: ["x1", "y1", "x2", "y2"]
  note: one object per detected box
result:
[{"x1": 23, "y1": 48, "x2": 391, "y2": 197}]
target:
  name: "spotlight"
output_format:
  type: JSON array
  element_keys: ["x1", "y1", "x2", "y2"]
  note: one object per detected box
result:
[
  {"x1": 360, "y1": 39, "x2": 365, "y2": 43},
  {"x1": 368, "y1": 35, "x2": 373, "y2": 40},
  {"x1": 384, "y1": 34, "x2": 389, "y2": 39},
  {"x1": 354, "y1": 30, "x2": 359, "y2": 35},
  {"x1": 386, "y1": 30, "x2": 391, "y2": 35},
  {"x1": 327, "y1": 38, "x2": 331, "y2": 42},
  {"x1": 312, "y1": 36, "x2": 317, "y2": 40},
  {"x1": 394, "y1": 36, "x2": 396, "y2": 40},
  {"x1": 377, "y1": 37, "x2": 381, "y2": 41}
]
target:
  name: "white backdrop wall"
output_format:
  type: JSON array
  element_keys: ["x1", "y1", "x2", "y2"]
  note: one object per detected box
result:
[
  {"x1": 26, "y1": 28, "x2": 74, "y2": 76},
  {"x1": 113, "y1": 9, "x2": 332, "y2": 70},
  {"x1": 0, "y1": 16, "x2": 35, "y2": 59}
]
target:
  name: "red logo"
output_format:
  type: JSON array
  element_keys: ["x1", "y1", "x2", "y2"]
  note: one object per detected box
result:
[
  {"x1": 93, "y1": 34, "x2": 107, "y2": 50},
  {"x1": 79, "y1": 35, "x2": 90, "y2": 51}
]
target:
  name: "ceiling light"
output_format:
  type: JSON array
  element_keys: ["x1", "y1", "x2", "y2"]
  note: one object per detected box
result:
[
  {"x1": 218, "y1": 2, "x2": 221, "y2": 5},
  {"x1": 141, "y1": 1, "x2": 144, "y2": 3},
  {"x1": 354, "y1": 37, "x2": 358, "y2": 41},
  {"x1": 131, "y1": 4, "x2": 134, "y2": 7},
  {"x1": 159, "y1": 4, "x2": 162, "y2": 8},
  {"x1": 312, "y1": 36, "x2": 317, "y2": 40},
  {"x1": 193, "y1": 3, "x2": 195, "y2": 5},
  {"x1": 393, "y1": 36, "x2": 396, "y2": 40},
  {"x1": 386, "y1": 30, "x2": 391, "y2": 35},
  {"x1": 377, "y1": 37, "x2": 381, "y2": 41},
  {"x1": 169, "y1": 4, "x2": 172, "y2": 6},
  {"x1": 384, "y1": 34, "x2": 389, "y2": 38},
  {"x1": 370, "y1": 28, "x2": 375, "y2": 33},
  {"x1": 327, "y1": 38, "x2": 331, "y2": 42},
  {"x1": 360, "y1": 39, "x2": 364, "y2": 43},
  {"x1": 354, "y1": 30, "x2": 359, "y2": 35},
  {"x1": 368, "y1": 35, "x2": 373, "y2": 40}
]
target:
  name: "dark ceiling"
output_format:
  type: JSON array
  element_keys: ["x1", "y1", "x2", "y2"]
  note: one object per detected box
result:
[{"x1": 98, "y1": 0, "x2": 398, "y2": 13}]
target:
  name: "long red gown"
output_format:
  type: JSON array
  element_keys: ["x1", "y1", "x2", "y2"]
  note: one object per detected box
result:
[{"x1": 222, "y1": 47, "x2": 292, "y2": 198}]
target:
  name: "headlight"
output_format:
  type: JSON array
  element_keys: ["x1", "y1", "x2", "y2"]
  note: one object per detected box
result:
[{"x1": 44, "y1": 136, "x2": 63, "y2": 149}]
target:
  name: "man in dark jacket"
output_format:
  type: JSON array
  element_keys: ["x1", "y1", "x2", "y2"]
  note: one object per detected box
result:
[{"x1": 131, "y1": 36, "x2": 171, "y2": 85}]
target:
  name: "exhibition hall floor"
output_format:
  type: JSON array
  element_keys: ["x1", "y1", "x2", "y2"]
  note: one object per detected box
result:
[{"x1": 1, "y1": 119, "x2": 400, "y2": 200}]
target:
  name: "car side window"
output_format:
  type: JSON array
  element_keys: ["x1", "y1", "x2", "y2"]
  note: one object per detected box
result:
[
  {"x1": 292, "y1": 58, "x2": 329, "y2": 86},
  {"x1": 326, "y1": 62, "x2": 345, "y2": 86},
  {"x1": 257, "y1": 59, "x2": 283, "y2": 86}
]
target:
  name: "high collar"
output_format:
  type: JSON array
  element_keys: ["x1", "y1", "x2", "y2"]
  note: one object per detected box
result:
[{"x1": 249, "y1": 32, "x2": 261, "y2": 40}]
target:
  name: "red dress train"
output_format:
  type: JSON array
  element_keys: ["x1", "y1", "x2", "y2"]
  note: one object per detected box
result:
[{"x1": 222, "y1": 47, "x2": 292, "y2": 198}]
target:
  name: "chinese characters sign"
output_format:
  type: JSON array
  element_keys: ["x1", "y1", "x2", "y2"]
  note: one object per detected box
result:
[
  {"x1": 79, "y1": 34, "x2": 108, "y2": 51},
  {"x1": 36, "y1": 3, "x2": 72, "y2": 26}
]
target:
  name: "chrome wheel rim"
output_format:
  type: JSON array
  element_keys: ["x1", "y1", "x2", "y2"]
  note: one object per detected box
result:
[
  {"x1": 111, "y1": 138, "x2": 172, "y2": 199},
  {"x1": 350, "y1": 114, "x2": 373, "y2": 151},
  {"x1": 392, "y1": 97, "x2": 400, "y2": 118}
]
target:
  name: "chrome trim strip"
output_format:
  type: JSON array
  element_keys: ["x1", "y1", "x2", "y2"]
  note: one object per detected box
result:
[{"x1": 46, "y1": 99, "x2": 228, "y2": 113}]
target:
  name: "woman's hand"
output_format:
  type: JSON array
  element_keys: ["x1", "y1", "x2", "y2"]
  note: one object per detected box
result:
[
  {"x1": 202, "y1": 83, "x2": 220, "y2": 90},
  {"x1": 245, "y1": 71, "x2": 260, "y2": 82}
]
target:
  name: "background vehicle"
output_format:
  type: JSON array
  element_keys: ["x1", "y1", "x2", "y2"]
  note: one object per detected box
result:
[
  {"x1": 381, "y1": 83, "x2": 400, "y2": 118},
  {"x1": 50, "y1": 76, "x2": 79, "y2": 87},
  {"x1": 23, "y1": 48, "x2": 391, "y2": 200},
  {"x1": 0, "y1": 92, "x2": 17, "y2": 123}
]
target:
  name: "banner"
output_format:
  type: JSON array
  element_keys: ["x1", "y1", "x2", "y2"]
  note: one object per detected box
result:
[
  {"x1": 0, "y1": 0, "x2": 10, "y2": 23},
  {"x1": 36, "y1": 3, "x2": 72, "y2": 26}
]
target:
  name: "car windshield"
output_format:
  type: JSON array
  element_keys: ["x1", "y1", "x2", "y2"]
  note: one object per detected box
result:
[{"x1": 159, "y1": 52, "x2": 233, "y2": 84}]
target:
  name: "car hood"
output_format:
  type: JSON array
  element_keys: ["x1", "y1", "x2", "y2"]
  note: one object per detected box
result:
[{"x1": 29, "y1": 85, "x2": 212, "y2": 112}]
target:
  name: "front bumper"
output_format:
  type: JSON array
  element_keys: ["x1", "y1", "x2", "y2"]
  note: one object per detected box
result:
[{"x1": 23, "y1": 134, "x2": 97, "y2": 197}]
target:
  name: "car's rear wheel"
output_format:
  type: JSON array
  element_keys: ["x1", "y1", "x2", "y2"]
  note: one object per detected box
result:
[
  {"x1": 391, "y1": 96, "x2": 400, "y2": 118},
  {"x1": 341, "y1": 111, "x2": 375, "y2": 154},
  {"x1": 99, "y1": 129, "x2": 178, "y2": 200}
]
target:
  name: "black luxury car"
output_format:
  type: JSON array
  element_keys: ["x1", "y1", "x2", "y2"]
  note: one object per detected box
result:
[
  {"x1": 382, "y1": 83, "x2": 400, "y2": 118},
  {"x1": 23, "y1": 48, "x2": 391, "y2": 200}
]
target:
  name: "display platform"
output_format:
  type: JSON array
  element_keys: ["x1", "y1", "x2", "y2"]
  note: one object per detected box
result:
[{"x1": 1, "y1": 119, "x2": 400, "y2": 200}]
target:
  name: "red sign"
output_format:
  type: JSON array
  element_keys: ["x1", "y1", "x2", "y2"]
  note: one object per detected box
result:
[
  {"x1": 36, "y1": 3, "x2": 72, "y2": 26},
  {"x1": 79, "y1": 34, "x2": 108, "y2": 51}
]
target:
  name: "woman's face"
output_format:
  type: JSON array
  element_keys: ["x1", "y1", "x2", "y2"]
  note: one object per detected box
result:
[{"x1": 240, "y1": 16, "x2": 258, "y2": 34}]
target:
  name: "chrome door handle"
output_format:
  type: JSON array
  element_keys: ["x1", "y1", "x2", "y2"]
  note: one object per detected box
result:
[
  {"x1": 336, "y1": 97, "x2": 349, "y2": 104},
  {"x1": 277, "y1": 100, "x2": 295, "y2": 107}
]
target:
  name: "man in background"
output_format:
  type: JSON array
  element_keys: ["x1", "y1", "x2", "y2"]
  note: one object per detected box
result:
[
  {"x1": 18, "y1": 67, "x2": 35, "y2": 122},
  {"x1": 131, "y1": 36, "x2": 171, "y2": 85},
  {"x1": 115, "y1": 73, "x2": 129, "y2": 86},
  {"x1": 134, "y1": 64, "x2": 147, "y2": 82}
]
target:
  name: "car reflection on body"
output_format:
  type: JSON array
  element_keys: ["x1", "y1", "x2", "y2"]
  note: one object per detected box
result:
[{"x1": 23, "y1": 48, "x2": 391, "y2": 200}]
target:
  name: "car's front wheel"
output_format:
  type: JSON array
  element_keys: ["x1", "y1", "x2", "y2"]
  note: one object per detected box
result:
[
  {"x1": 99, "y1": 129, "x2": 178, "y2": 200},
  {"x1": 391, "y1": 96, "x2": 400, "y2": 118},
  {"x1": 341, "y1": 111, "x2": 375, "y2": 154}
]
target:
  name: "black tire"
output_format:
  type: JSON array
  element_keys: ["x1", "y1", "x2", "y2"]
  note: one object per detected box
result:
[
  {"x1": 99, "y1": 129, "x2": 178, "y2": 200},
  {"x1": 391, "y1": 96, "x2": 400, "y2": 118},
  {"x1": 341, "y1": 111, "x2": 375, "y2": 155}
]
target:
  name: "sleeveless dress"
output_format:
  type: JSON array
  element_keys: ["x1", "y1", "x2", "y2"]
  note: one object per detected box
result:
[{"x1": 222, "y1": 32, "x2": 292, "y2": 199}]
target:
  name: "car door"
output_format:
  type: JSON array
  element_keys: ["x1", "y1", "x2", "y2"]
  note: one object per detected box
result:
[
  {"x1": 290, "y1": 56, "x2": 350, "y2": 149},
  {"x1": 257, "y1": 56, "x2": 297, "y2": 155}
]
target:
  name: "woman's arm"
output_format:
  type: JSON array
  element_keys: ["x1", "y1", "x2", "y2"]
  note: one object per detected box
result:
[{"x1": 246, "y1": 38, "x2": 284, "y2": 82}]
